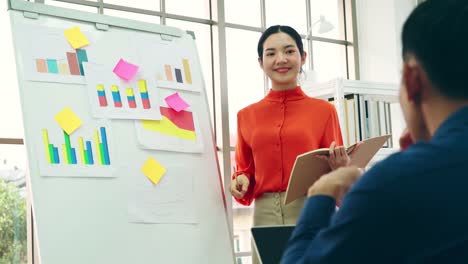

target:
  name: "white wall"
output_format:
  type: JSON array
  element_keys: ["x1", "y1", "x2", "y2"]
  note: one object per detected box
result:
[
  {"x1": 356, "y1": 0, "x2": 417, "y2": 83},
  {"x1": 355, "y1": 0, "x2": 418, "y2": 146}
]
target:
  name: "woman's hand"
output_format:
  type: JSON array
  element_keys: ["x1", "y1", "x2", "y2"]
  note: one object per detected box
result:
[
  {"x1": 327, "y1": 141, "x2": 349, "y2": 170},
  {"x1": 230, "y1": 174, "x2": 250, "y2": 199},
  {"x1": 317, "y1": 141, "x2": 363, "y2": 170}
]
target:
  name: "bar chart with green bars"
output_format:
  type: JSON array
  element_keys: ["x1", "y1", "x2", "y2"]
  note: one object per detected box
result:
[
  {"x1": 42, "y1": 127, "x2": 110, "y2": 166},
  {"x1": 35, "y1": 49, "x2": 88, "y2": 76}
]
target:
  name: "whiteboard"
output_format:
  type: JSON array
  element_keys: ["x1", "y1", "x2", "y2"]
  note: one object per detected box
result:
[{"x1": 8, "y1": 0, "x2": 234, "y2": 263}]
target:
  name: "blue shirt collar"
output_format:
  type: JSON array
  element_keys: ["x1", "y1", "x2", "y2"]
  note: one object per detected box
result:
[{"x1": 432, "y1": 106, "x2": 468, "y2": 141}]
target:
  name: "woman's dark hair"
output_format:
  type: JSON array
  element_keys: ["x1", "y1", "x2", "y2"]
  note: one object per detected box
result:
[
  {"x1": 402, "y1": 0, "x2": 468, "y2": 99},
  {"x1": 257, "y1": 25, "x2": 304, "y2": 62}
]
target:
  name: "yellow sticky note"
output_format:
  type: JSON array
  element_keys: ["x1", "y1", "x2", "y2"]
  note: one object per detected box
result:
[
  {"x1": 142, "y1": 157, "x2": 167, "y2": 185},
  {"x1": 64, "y1": 26, "x2": 90, "y2": 49},
  {"x1": 54, "y1": 107, "x2": 83, "y2": 135}
]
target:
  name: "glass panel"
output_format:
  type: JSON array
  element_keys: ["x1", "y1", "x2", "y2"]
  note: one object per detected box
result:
[
  {"x1": 235, "y1": 256, "x2": 253, "y2": 264},
  {"x1": 232, "y1": 150, "x2": 254, "y2": 264},
  {"x1": 0, "y1": 8, "x2": 24, "y2": 138},
  {"x1": 103, "y1": 9, "x2": 160, "y2": 23},
  {"x1": 312, "y1": 41, "x2": 347, "y2": 82},
  {"x1": 45, "y1": 0, "x2": 98, "y2": 12},
  {"x1": 166, "y1": 0, "x2": 210, "y2": 19},
  {"x1": 225, "y1": 0, "x2": 261, "y2": 27},
  {"x1": 104, "y1": 0, "x2": 160, "y2": 11},
  {"x1": 166, "y1": 20, "x2": 214, "y2": 127},
  {"x1": 226, "y1": 28, "x2": 264, "y2": 139},
  {"x1": 0, "y1": 144, "x2": 28, "y2": 264},
  {"x1": 265, "y1": 0, "x2": 307, "y2": 35},
  {"x1": 310, "y1": 0, "x2": 345, "y2": 39}
]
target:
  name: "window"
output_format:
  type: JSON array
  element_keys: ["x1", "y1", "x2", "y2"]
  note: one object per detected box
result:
[
  {"x1": 3, "y1": 1, "x2": 358, "y2": 262},
  {"x1": 104, "y1": 0, "x2": 160, "y2": 12},
  {"x1": 166, "y1": 0, "x2": 210, "y2": 19},
  {"x1": 225, "y1": 28, "x2": 264, "y2": 132},
  {"x1": 265, "y1": 0, "x2": 307, "y2": 34},
  {"x1": 225, "y1": 0, "x2": 261, "y2": 27}
]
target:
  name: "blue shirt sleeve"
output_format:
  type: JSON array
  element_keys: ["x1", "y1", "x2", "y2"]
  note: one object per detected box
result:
[{"x1": 281, "y1": 172, "x2": 399, "y2": 264}]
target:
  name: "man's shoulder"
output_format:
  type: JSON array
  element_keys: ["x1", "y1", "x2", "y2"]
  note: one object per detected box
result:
[{"x1": 356, "y1": 144, "x2": 438, "y2": 189}]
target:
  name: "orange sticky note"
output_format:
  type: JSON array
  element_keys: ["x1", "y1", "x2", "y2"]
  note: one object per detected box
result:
[
  {"x1": 64, "y1": 26, "x2": 90, "y2": 49},
  {"x1": 54, "y1": 107, "x2": 82, "y2": 135},
  {"x1": 142, "y1": 157, "x2": 166, "y2": 185}
]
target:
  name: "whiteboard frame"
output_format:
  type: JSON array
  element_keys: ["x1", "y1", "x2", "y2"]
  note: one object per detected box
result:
[{"x1": 8, "y1": 0, "x2": 234, "y2": 263}]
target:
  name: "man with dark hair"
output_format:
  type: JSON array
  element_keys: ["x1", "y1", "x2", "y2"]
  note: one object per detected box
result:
[{"x1": 281, "y1": 0, "x2": 468, "y2": 263}]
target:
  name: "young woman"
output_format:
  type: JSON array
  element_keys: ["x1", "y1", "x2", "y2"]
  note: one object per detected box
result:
[{"x1": 229, "y1": 25, "x2": 351, "y2": 264}]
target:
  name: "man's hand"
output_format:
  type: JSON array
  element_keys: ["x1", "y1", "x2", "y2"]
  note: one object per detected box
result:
[
  {"x1": 230, "y1": 174, "x2": 250, "y2": 199},
  {"x1": 307, "y1": 166, "x2": 363, "y2": 202}
]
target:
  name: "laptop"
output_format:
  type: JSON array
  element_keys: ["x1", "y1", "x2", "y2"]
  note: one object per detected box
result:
[{"x1": 251, "y1": 225, "x2": 295, "y2": 264}]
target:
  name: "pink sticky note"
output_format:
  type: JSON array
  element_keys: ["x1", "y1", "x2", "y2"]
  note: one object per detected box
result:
[
  {"x1": 113, "y1": 59, "x2": 139, "y2": 81},
  {"x1": 164, "y1": 92, "x2": 190, "y2": 112}
]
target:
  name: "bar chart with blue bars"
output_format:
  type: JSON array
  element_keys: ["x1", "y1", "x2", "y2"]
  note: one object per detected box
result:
[{"x1": 42, "y1": 127, "x2": 110, "y2": 166}]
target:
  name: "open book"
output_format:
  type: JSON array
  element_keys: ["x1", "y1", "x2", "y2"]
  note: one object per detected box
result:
[{"x1": 284, "y1": 134, "x2": 392, "y2": 205}]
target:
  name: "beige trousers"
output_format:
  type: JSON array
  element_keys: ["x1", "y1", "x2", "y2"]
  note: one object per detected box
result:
[{"x1": 251, "y1": 192, "x2": 305, "y2": 264}]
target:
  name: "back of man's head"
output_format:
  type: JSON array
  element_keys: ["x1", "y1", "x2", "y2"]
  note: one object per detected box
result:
[{"x1": 402, "y1": 0, "x2": 468, "y2": 100}]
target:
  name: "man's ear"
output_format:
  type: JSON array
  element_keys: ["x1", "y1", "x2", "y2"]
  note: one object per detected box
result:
[{"x1": 402, "y1": 61, "x2": 423, "y2": 104}]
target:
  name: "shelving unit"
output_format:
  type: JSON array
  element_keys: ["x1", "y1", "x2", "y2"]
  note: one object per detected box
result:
[{"x1": 302, "y1": 77, "x2": 402, "y2": 166}]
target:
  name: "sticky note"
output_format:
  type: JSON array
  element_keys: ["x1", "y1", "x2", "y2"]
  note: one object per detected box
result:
[
  {"x1": 164, "y1": 92, "x2": 190, "y2": 112},
  {"x1": 113, "y1": 59, "x2": 139, "y2": 81},
  {"x1": 142, "y1": 157, "x2": 167, "y2": 185},
  {"x1": 64, "y1": 26, "x2": 90, "y2": 49},
  {"x1": 54, "y1": 107, "x2": 82, "y2": 135}
]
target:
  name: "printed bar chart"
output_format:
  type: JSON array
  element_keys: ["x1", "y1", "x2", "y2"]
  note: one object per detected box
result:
[
  {"x1": 182, "y1": 59, "x2": 192, "y2": 84},
  {"x1": 162, "y1": 58, "x2": 192, "y2": 84},
  {"x1": 94, "y1": 80, "x2": 153, "y2": 111},
  {"x1": 42, "y1": 127, "x2": 110, "y2": 166},
  {"x1": 66, "y1": 52, "x2": 81, "y2": 75},
  {"x1": 76, "y1": 49, "x2": 88, "y2": 76},
  {"x1": 126, "y1": 88, "x2": 137, "y2": 108},
  {"x1": 111, "y1": 85, "x2": 122, "y2": 108},
  {"x1": 96, "y1": 84, "x2": 108, "y2": 107},
  {"x1": 36, "y1": 49, "x2": 88, "y2": 76},
  {"x1": 138, "y1": 80, "x2": 151, "y2": 109}
]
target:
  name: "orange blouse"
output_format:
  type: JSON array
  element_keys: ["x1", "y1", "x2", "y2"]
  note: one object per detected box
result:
[{"x1": 233, "y1": 87, "x2": 343, "y2": 205}]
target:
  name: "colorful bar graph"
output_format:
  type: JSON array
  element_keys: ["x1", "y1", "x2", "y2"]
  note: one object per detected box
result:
[
  {"x1": 46, "y1": 59, "x2": 59, "y2": 74},
  {"x1": 138, "y1": 80, "x2": 151, "y2": 109},
  {"x1": 76, "y1": 49, "x2": 88, "y2": 76},
  {"x1": 111, "y1": 85, "x2": 122, "y2": 108},
  {"x1": 58, "y1": 63, "x2": 70, "y2": 75},
  {"x1": 66, "y1": 52, "x2": 81, "y2": 75},
  {"x1": 63, "y1": 131, "x2": 77, "y2": 165},
  {"x1": 42, "y1": 129, "x2": 52, "y2": 163},
  {"x1": 165, "y1": 65, "x2": 174, "y2": 81},
  {"x1": 36, "y1": 59, "x2": 48, "y2": 73},
  {"x1": 97, "y1": 84, "x2": 108, "y2": 107},
  {"x1": 100, "y1": 127, "x2": 110, "y2": 165},
  {"x1": 78, "y1": 137, "x2": 86, "y2": 164},
  {"x1": 52, "y1": 146, "x2": 60, "y2": 164},
  {"x1": 94, "y1": 131, "x2": 102, "y2": 165},
  {"x1": 174, "y1": 68, "x2": 183, "y2": 83},
  {"x1": 41, "y1": 128, "x2": 111, "y2": 166},
  {"x1": 126, "y1": 88, "x2": 137, "y2": 108},
  {"x1": 86, "y1": 141, "x2": 94, "y2": 165},
  {"x1": 182, "y1": 59, "x2": 192, "y2": 84},
  {"x1": 35, "y1": 49, "x2": 88, "y2": 76}
]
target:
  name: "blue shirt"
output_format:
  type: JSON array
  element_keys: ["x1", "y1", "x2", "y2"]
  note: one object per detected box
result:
[{"x1": 281, "y1": 106, "x2": 468, "y2": 264}]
